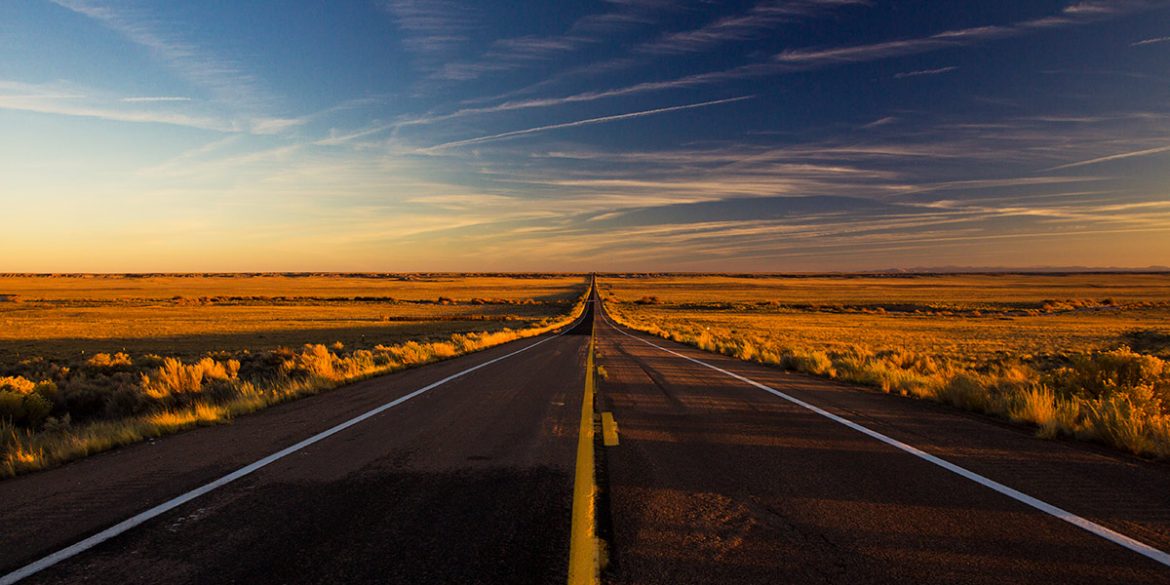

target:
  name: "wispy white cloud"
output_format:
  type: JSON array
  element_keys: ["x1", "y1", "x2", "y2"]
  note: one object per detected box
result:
[
  {"x1": 0, "y1": 90, "x2": 299, "y2": 135},
  {"x1": 640, "y1": 0, "x2": 867, "y2": 55},
  {"x1": 397, "y1": 64, "x2": 779, "y2": 131},
  {"x1": 537, "y1": 142, "x2": 974, "y2": 167},
  {"x1": 0, "y1": 84, "x2": 86, "y2": 101},
  {"x1": 248, "y1": 117, "x2": 305, "y2": 135},
  {"x1": 383, "y1": 0, "x2": 478, "y2": 68},
  {"x1": 0, "y1": 80, "x2": 230, "y2": 131},
  {"x1": 568, "y1": 0, "x2": 674, "y2": 35},
  {"x1": 412, "y1": 2, "x2": 871, "y2": 115},
  {"x1": 403, "y1": 193, "x2": 520, "y2": 210},
  {"x1": 479, "y1": 36, "x2": 580, "y2": 61},
  {"x1": 424, "y1": 95, "x2": 754, "y2": 151},
  {"x1": 1, "y1": 74, "x2": 301, "y2": 133},
  {"x1": 777, "y1": 28, "x2": 1001, "y2": 66},
  {"x1": 898, "y1": 176, "x2": 1107, "y2": 196},
  {"x1": 894, "y1": 66, "x2": 958, "y2": 79},
  {"x1": 120, "y1": 96, "x2": 192, "y2": 102},
  {"x1": 430, "y1": 35, "x2": 586, "y2": 81},
  {"x1": 314, "y1": 123, "x2": 398, "y2": 146},
  {"x1": 135, "y1": 144, "x2": 303, "y2": 179},
  {"x1": 862, "y1": 116, "x2": 897, "y2": 128},
  {"x1": 1049, "y1": 144, "x2": 1170, "y2": 170},
  {"x1": 50, "y1": 1, "x2": 267, "y2": 109},
  {"x1": 467, "y1": 0, "x2": 866, "y2": 103},
  {"x1": 775, "y1": 2, "x2": 1157, "y2": 68},
  {"x1": 908, "y1": 199, "x2": 1170, "y2": 231},
  {"x1": 46, "y1": 1, "x2": 304, "y2": 135},
  {"x1": 424, "y1": 0, "x2": 684, "y2": 83},
  {"x1": 402, "y1": 0, "x2": 1156, "y2": 133},
  {"x1": 1063, "y1": 0, "x2": 1153, "y2": 16},
  {"x1": 519, "y1": 174, "x2": 842, "y2": 199},
  {"x1": 478, "y1": 192, "x2": 1170, "y2": 268},
  {"x1": 133, "y1": 135, "x2": 243, "y2": 177},
  {"x1": 1023, "y1": 113, "x2": 1166, "y2": 124},
  {"x1": 1132, "y1": 35, "x2": 1170, "y2": 46}
]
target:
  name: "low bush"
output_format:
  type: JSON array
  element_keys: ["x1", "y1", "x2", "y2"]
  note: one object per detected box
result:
[
  {"x1": 0, "y1": 391, "x2": 52, "y2": 427},
  {"x1": 781, "y1": 350, "x2": 835, "y2": 377},
  {"x1": 936, "y1": 375, "x2": 993, "y2": 413},
  {"x1": 86, "y1": 352, "x2": 133, "y2": 368}
]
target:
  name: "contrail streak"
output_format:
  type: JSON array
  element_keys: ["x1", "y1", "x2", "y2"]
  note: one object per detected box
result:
[
  {"x1": 1049, "y1": 144, "x2": 1170, "y2": 170},
  {"x1": 425, "y1": 95, "x2": 755, "y2": 151}
]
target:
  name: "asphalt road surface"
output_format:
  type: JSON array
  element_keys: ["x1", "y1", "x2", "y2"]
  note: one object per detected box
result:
[
  {"x1": 2, "y1": 293, "x2": 1169, "y2": 584},
  {"x1": 0, "y1": 308, "x2": 593, "y2": 585},
  {"x1": 592, "y1": 309, "x2": 1170, "y2": 584}
]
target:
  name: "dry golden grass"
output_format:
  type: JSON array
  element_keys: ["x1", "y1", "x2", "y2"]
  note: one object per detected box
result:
[
  {"x1": 601, "y1": 273, "x2": 1170, "y2": 307},
  {"x1": 0, "y1": 274, "x2": 589, "y2": 478},
  {"x1": 0, "y1": 274, "x2": 582, "y2": 361},
  {"x1": 601, "y1": 274, "x2": 1170, "y2": 459},
  {"x1": 0, "y1": 273, "x2": 581, "y2": 302},
  {"x1": 596, "y1": 309, "x2": 1170, "y2": 367}
]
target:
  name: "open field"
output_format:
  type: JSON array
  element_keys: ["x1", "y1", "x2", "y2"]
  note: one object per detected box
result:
[
  {"x1": 0, "y1": 274, "x2": 588, "y2": 477},
  {"x1": 600, "y1": 274, "x2": 1170, "y2": 458},
  {"x1": 0, "y1": 274, "x2": 577, "y2": 361}
]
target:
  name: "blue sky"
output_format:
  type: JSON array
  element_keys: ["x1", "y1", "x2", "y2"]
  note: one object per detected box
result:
[{"x1": 2, "y1": 0, "x2": 1169, "y2": 271}]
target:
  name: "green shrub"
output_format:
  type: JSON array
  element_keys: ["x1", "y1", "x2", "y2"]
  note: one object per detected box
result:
[
  {"x1": 0, "y1": 392, "x2": 23, "y2": 422},
  {"x1": 0, "y1": 420, "x2": 17, "y2": 449},
  {"x1": 0, "y1": 390, "x2": 53, "y2": 427},
  {"x1": 31, "y1": 381, "x2": 58, "y2": 405},
  {"x1": 102, "y1": 385, "x2": 152, "y2": 419},
  {"x1": 21, "y1": 393, "x2": 52, "y2": 427},
  {"x1": 59, "y1": 378, "x2": 121, "y2": 421}
]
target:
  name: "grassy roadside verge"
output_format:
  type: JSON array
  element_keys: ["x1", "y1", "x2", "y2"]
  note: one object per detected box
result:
[
  {"x1": 602, "y1": 301, "x2": 1170, "y2": 460},
  {"x1": 0, "y1": 289, "x2": 589, "y2": 479}
]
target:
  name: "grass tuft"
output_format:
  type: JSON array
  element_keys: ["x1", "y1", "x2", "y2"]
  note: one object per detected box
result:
[{"x1": 601, "y1": 275, "x2": 1170, "y2": 460}]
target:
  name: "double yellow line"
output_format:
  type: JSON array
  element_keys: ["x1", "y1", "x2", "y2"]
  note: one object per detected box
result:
[{"x1": 567, "y1": 299, "x2": 600, "y2": 585}]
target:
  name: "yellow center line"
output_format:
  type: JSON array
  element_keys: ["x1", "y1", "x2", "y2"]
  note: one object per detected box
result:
[
  {"x1": 567, "y1": 295, "x2": 600, "y2": 585},
  {"x1": 601, "y1": 413, "x2": 619, "y2": 447}
]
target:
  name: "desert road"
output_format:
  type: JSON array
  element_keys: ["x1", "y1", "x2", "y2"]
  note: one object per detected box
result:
[{"x1": 2, "y1": 290, "x2": 1170, "y2": 584}]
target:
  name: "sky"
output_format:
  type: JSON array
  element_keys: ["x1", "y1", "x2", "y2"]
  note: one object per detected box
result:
[{"x1": 2, "y1": 0, "x2": 1169, "y2": 272}]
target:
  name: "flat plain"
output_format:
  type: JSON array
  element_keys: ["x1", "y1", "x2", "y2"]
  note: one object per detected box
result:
[
  {"x1": 0, "y1": 274, "x2": 583, "y2": 360},
  {"x1": 3, "y1": 275, "x2": 1170, "y2": 585},
  {"x1": 0, "y1": 274, "x2": 588, "y2": 477},
  {"x1": 600, "y1": 273, "x2": 1170, "y2": 458}
]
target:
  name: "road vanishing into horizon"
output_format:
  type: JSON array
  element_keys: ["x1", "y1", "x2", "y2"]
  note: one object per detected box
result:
[{"x1": 2, "y1": 285, "x2": 1170, "y2": 584}]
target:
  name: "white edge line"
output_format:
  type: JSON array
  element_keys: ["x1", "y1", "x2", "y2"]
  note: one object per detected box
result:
[
  {"x1": 1, "y1": 309, "x2": 590, "y2": 585},
  {"x1": 598, "y1": 310, "x2": 1170, "y2": 569}
]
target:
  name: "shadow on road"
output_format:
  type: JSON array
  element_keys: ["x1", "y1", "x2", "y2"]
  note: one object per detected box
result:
[
  {"x1": 29, "y1": 466, "x2": 573, "y2": 585},
  {"x1": 564, "y1": 301, "x2": 595, "y2": 336}
]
